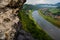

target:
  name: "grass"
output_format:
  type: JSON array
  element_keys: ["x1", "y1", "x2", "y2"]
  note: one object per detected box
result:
[
  {"x1": 38, "y1": 10, "x2": 60, "y2": 28},
  {"x1": 18, "y1": 10, "x2": 52, "y2": 40},
  {"x1": 49, "y1": 8, "x2": 60, "y2": 13}
]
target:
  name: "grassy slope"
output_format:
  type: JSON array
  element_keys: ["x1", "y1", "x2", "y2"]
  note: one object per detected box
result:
[
  {"x1": 49, "y1": 8, "x2": 60, "y2": 13},
  {"x1": 18, "y1": 10, "x2": 52, "y2": 40},
  {"x1": 38, "y1": 10, "x2": 60, "y2": 28}
]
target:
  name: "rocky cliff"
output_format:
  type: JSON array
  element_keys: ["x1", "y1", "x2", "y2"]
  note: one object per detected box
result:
[
  {"x1": 0, "y1": 0, "x2": 26, "y2": 40},
  {"x1": 0, "y1": 0, "x2": 35, "y2": 40}
]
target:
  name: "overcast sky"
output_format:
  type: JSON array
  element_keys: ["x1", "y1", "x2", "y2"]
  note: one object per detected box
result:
[{"x1": 25, "y1": 0, "x2": 60, "y2": 4}]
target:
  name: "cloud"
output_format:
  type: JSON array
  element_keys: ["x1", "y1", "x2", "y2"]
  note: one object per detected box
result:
[
  {"x1": 25, "y1": 0, "x2": 60, "y2": 4},
  {"x1": 25, "y1": 0, "x2": 47, "y2": 4}
]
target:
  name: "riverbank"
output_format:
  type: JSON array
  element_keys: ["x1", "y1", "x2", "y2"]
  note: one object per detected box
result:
[
  {"x1": 18, "y1": 10, "x2": 52, "y2": 40},
  {"x1": 38, "y1": 10, "x2": 60, "y2": 28},
  {"x1": 32, "y1": 10, "x2": 60, "y2": 40}
]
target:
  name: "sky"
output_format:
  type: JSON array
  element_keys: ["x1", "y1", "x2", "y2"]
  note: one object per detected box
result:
[{"x1": 25, "y1": 0, "x2": 60, "y2": 4}]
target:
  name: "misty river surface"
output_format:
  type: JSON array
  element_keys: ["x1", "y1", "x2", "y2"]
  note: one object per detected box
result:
[{"x1": 32, "y1": 11, "x2": 60, "y2": 40}]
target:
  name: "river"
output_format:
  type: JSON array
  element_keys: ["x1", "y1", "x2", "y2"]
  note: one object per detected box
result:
[{"x1": 32, "y1": 11, "x2": 60, "y2": 40}]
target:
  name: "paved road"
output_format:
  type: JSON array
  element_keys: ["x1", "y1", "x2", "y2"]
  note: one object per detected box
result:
[{"x1": 32, "y1": 11, "x2": 60, "y2": 40}]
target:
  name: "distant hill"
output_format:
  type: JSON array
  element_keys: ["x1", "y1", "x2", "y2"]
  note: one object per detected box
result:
[
  {"x1": 56, "y1": 2, "x2": 60, "y2": 7},
  {"x1": 23, "y1": 4, "x2": 39, "y2": 10},
  {"x1": 23, "y1": 4, "x2": 59, "y2": 10},
  {"x1": 35, "y1": 4, "x2": 57, "y2": 8},
  {"x1": 56, "y1": 3, "x2": 60, "y2": 5}
]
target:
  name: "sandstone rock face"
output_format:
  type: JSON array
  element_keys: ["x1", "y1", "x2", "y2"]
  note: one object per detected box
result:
[
  {"x1": 0, "y1": 0, "x2": 35, "y2": 40},
  {"x1": 0, "y1": 0, "x2": 11, "y2": 8},
  {"x1": 0, "y1": 0, "x2": 26, "y2": 40},
  {"x1": 0, "y1": 8, "x2": 19, "y2": 40}
]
